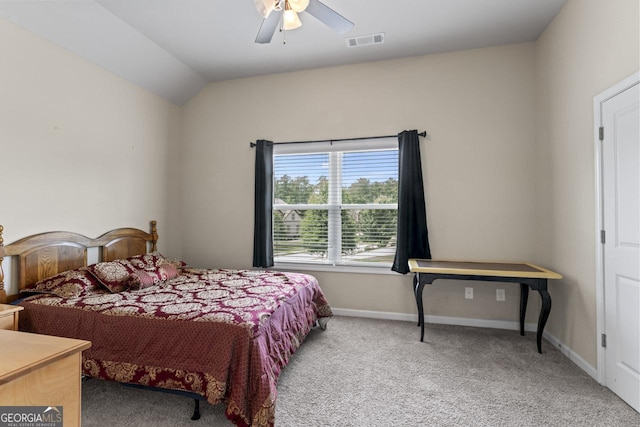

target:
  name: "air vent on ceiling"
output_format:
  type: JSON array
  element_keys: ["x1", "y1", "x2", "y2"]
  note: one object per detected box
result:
[{"x1": 346, "y1": 33, "x2": 385, "y2": 48}]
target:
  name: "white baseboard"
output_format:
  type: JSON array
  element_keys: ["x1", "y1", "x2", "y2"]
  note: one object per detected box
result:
[
  {"x1": 331, "y1": 307, "x2": 538, "y2": 332},
  {"x1": 542, "y1": 329, "x2": 598, "y2": 380},
  {"x1": 331, "y1": 308, "x2": 417, "y2": 323},
  {"x1": 331, "y1": 307, "x2": 598, "y2": 380}
]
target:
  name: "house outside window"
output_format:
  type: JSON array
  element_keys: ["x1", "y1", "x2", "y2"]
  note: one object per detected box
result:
[{"x1": 273, "y1": 137, "x2": 398, "y2": 268}]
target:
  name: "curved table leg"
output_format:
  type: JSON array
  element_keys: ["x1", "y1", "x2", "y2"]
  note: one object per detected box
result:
[
  {"x1": 536, "y1": 287, "x2": 552, "y2": 354},
  {"x1": 414, "y1": 275, "x2": 421, "y2": 327},
  {"x1": 519, "y1": 283, "x2": 529, "y2": 336},
  {"x1": 416, "y1": 281, "x2": 426, "y2": 341}
]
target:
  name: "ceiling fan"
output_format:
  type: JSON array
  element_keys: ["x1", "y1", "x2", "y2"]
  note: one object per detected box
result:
[{"x1": 254, "y1": 0, "x2": 354, "y2": 44}]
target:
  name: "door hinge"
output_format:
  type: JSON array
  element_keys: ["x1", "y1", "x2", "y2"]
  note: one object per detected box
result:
[
  {"x1": 602, "y1": 333, "x2": 607, "y2": 348},
  {"x1": 601, "y1": 230, "x2": 606, "y2": 244},
  {"x1": 599, "y1": 126, "x2": 604, "y2": 141}
]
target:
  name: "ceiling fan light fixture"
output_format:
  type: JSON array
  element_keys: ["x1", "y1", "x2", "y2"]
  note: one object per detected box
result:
[
  {"x1": 289, "y1": 0, "x2": 309, "y2": 13},
  {"x1": 283, "y1": 1, "x2": 302, "y2": 30},
  {"x1": 255, "y1": 0, "x2": 353, "y2": 44}
]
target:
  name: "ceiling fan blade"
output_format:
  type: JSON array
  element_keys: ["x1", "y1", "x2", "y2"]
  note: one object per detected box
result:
[
  {"x1": 255, "y1": 9, "x2": 282, "y2": 44},
  {"x1": 305, "y1": 0, "x2": 354, "y2": 35}
]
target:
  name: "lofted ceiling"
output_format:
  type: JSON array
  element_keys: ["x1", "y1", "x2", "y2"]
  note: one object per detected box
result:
[{"x1": 0, "y1": 0, "x2": 567, "y2": 105}]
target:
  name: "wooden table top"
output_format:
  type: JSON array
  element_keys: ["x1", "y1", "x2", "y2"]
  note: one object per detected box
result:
[{"x1": 408, "y1": 259, "x2": 563, "y2": 279}]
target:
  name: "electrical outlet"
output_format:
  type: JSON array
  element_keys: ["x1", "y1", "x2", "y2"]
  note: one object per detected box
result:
[
  {"x1": 465, "y1": 287, "x2": 473, "y2": 299},
  {"x1": 496, "y1": 289, "x2": 506, "y2": 301}
]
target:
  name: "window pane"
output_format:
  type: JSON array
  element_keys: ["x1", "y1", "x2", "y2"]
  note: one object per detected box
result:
[
  {"x1": 342, "y1": 150, "x2": 398, "y2": 204},
  {"x1": 274, "y1": 153, "x2": 329, "y2": 204},
  {"x1": 342, "y1": 208, "x2": 397, "y2": 264},
  {"x1": 274, "y1": 208, "x2": 329, "y2": 264}
]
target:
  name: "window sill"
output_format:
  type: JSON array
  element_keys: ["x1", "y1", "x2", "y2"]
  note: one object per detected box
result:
[{"x1": 272, "y1": 262, "x2": 401, "y2": 276}]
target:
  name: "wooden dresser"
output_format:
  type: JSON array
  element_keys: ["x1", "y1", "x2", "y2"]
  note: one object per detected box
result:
[{"x1": 0, "y1": 329, "x2": 91, "y2": 427}]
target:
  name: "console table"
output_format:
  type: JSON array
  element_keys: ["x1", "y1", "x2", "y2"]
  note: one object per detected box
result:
[{"x1": 408, "y1": 259, "x2": 563, "y2": 353}]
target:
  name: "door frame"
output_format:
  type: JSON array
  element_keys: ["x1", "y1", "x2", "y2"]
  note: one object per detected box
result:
[{"x1": 593, "y1": 71, "x2": 639, "y2": 385}]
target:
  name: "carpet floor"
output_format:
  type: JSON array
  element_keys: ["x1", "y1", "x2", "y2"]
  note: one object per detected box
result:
[{"x1": 81, "y1": 316, "x2": 639, "y2": 426}]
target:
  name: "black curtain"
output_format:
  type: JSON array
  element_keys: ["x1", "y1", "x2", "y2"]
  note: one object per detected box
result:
[
  {"x1": 392, "y1": 130, "x2": 431, "y2": 274},
  {"x1": 253, "y1": 140, "x2": 274, "y2": 268}
]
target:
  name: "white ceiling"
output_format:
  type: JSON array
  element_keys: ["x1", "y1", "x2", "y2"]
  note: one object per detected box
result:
[{"x1": 0, "y1": 0, "x2": 567, "y2": 105}]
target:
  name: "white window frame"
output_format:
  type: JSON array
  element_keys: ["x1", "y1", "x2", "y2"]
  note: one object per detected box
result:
[{"x1": 273, "y1": 137, "x2": 398, "y2": 271}]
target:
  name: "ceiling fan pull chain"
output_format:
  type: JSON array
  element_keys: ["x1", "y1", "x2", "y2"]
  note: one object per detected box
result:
[{"x1": 280, "y1": 13, "x2": 286, "y2": 44}]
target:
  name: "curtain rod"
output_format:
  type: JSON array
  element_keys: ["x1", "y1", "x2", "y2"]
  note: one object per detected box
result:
[{"x1": 249, "y1": 131, "x2": 427, "y2": 148}]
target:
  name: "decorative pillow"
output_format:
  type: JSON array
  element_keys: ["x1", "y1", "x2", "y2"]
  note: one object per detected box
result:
[
  {"x1": 88, "y1": 260, "x2": 134, "y2": 293},
  {"x1": 126, "y1": 252, "x2": 186, "y2": 271},
  {"x1": 127, "y1": 269, "x2": 156, "y2": 290},
  {"x1": 157, "y1": 262, "x2": 179, "y2": 281},
  {"x1": 89, "y1": 254, "x2": 183, "y2": 293},
  {"x1": 126, "y1": 253, "x2": 166, "y2": 269},
  {"x1": 127, "y1": 263, "x2": 179, "y2": 291},
  {"x1": 21, "y1": 267, "x2": 100, "y2": 299},
  {"x1": 165, "y1": 257, "x2": 188, "y2": 270}
]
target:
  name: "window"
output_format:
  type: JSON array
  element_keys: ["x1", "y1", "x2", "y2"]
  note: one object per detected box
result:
[{"x1": 273, "y1": 138, "x2": 398, "y2": 267}]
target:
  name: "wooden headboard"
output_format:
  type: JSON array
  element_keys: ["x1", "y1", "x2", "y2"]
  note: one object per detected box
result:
[{"x1": 0, "y1": 221, "x2": 158, "y2": 303}]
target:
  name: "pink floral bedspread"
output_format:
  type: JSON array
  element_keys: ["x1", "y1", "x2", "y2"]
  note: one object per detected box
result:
[{"x1": 18, "y1": 268, "x2": 332, "y2": 427}]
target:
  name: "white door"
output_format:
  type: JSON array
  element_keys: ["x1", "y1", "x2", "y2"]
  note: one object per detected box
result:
[{"x1": 602, "y1": 80, "x2": 640, "y2": 412}]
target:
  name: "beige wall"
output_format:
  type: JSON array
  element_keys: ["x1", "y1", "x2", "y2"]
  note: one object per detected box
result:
[
  {"x1": 0, "y1": 17, "x2": 183, "y2": 296},
  {"x1": 181, "y1": 43, "x2": 540, "y2": 323},
  {"x1": 535, "y1": 0, "x2": 639, "y2": 366}
]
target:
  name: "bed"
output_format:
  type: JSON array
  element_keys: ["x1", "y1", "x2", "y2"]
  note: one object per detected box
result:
[{"x1": 0, "y1": 221, "x2": 331, "y2": 427}]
